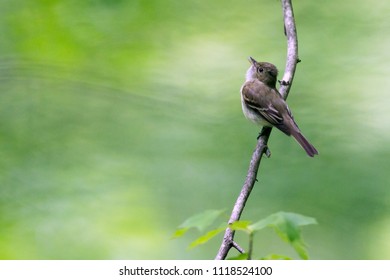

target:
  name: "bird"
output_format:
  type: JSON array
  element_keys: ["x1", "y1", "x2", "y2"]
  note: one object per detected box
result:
[{"x1": 240, "y1": 56, "x2": 318, "y2": 157}]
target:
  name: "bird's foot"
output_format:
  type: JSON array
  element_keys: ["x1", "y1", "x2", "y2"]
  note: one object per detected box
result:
[
  {"x1": 264, "y1": 146, "x2": 271, "y2": 158},
  {"x1": 278, "y1": 80, "x2": 290, "y2": 86}
]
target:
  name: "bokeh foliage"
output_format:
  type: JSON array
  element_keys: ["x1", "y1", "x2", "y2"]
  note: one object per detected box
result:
[{"x1": 0, "y1": 0, "x2": 389, "y2": 259}]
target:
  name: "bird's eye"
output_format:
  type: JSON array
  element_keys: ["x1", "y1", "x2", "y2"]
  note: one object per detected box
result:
[{"x1": 257, "y1": 67, "x2": 264, "y2": 73}]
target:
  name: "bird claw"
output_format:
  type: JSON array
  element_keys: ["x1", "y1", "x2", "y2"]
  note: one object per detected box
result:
[
  {"x1": 278, "y1": 80, "x2": 290, "y2": 86},
  {"x1": 264, "y1": 146, "x2": 271, "y2": 158},
  {"x1": 257, "y1": 130, "x2": 271, "y2": 157}
]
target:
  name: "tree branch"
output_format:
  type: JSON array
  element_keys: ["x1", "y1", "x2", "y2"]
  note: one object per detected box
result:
[
  {"x1": 215, "y1": 0, "x2": 299, "y2": 260},
  {"x1": 280, "y1": 0, "x2": 299, "y2": 99}
]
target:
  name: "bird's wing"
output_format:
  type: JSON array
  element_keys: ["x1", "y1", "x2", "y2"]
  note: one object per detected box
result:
[{"x1": 241, "y1": 81, "x2": 284, "y2": 126}]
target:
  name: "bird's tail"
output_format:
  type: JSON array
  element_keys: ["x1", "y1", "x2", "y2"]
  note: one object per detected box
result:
[{"x1": 290, "y1": 130, "x2": 318, "y2": 157}]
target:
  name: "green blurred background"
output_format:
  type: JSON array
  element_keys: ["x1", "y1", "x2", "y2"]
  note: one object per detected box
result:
[{"x1": 1, "y1": 0, "x2": 389, "y2": 259}]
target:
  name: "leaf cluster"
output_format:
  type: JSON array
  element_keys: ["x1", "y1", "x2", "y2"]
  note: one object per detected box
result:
[{"x1": 173, "y1": 209, "x2": 317, "y2": 260}]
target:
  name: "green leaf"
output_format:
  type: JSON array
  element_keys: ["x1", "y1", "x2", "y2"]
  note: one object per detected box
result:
[
  {"x1": 260, "y1": 254, "x2": 292, "y2": 260},
  {"x1": 172, "y1": 209, "x2": 225, "y2": 239},
  {"x1": 249, "y1": 214, "x2": 279, "y2": 232},
  {"x1": 250, "y1": 212, "x2": 317, "y2": 259},
  {"x1": 292, "y1": 239, "x2": 309, "y2": 260},
  {"x1": 188, "y1": 227, "x2": 225, "y2": 249},
  {"x1": 229, "y1": 220, "x2": 252, "y2": 232},
  {"x1": 228, "y1": 253, "x2": 249, "y2": 260},
  {"x1": 171, "y1": 227, "x2": 189, "y2": 239}
]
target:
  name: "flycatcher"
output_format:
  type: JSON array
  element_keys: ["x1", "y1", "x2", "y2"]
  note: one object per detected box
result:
[{"x1": 240, "y1": 57, "x2": 318, "y2": 157}]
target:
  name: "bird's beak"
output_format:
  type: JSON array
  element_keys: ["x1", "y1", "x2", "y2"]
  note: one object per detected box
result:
[{"x1": 248, "y1": 56, "x2": 257, "y2": 65}]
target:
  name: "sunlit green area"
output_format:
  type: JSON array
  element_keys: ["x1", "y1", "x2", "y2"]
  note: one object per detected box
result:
[{"x1": 1, "y1": 0, "x2": 389, "y2": 259}]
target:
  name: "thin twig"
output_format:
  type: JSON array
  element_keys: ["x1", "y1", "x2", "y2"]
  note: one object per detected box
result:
[
  {"x1": 247, "y1": 232, "x2": 254, "y2": 260},
  {"x1": 215, "y1": 0, "x2": 299, "y2": 260},
  {"x1": 231, "y1": 241, "x2": 245, "y2": 254}
]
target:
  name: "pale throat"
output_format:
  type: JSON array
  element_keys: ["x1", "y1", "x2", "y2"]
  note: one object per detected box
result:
[{"x1": 245, "y1": 67, "x2": 256, "y2": 81}]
